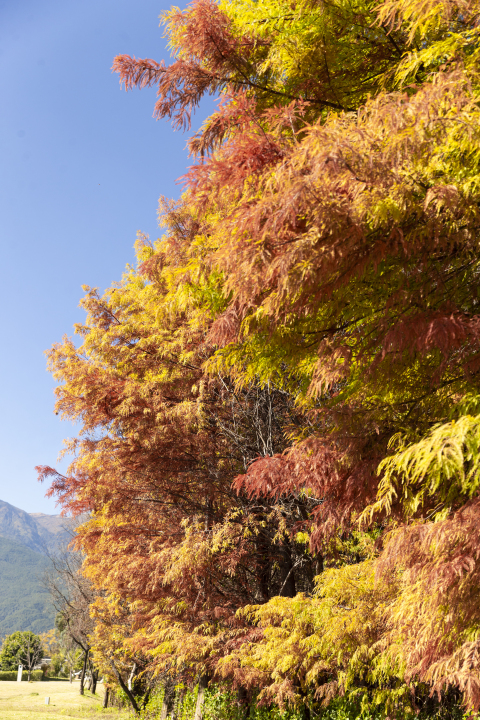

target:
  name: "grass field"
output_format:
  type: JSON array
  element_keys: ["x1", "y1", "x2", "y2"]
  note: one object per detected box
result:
[{"x1": 0, "y1": 680, "x2": 130, "y2": 720}]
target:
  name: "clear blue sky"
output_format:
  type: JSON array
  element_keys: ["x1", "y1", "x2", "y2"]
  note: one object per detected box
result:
[{"x1": 0, "y1": 0, "x2": 213, "y2": 513}]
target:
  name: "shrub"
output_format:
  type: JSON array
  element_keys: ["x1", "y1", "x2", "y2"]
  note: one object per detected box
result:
[
  {"x1": 0, "y1": 671, "x2": 16, "y2": 680},
  {"x1": 0, "y1": 669, "x2": 44, "y2": 681}
]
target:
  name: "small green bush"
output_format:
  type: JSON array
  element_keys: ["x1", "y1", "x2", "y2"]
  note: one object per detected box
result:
[{"x1": 30, "y1": 670, "x2": 44, "y2": 681}]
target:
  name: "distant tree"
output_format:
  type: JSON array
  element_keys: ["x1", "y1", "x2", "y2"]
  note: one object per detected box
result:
[
  {"x1": 0, "y1": 631, "x2": 43, "y2": 680},
  {"x1": 19, "y1": 634, "x2": 45, "y2": 681},
  {"x1": 39, "y1": 628, "x2": 59, "y2": 658},
  {"x1": 50, "y1": 653, "x2": 63, "y2": 677},
  {"x1": 44, "y1": 549, "x2": 97, "y2": 695}
]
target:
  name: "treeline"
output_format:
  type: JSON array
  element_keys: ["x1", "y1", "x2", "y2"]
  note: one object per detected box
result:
[{"x1": 37, "y1": 0, "x2": 480, "y2": 716}]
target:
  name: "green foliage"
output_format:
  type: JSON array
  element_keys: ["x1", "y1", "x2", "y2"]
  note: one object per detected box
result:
[
  {"x1": 0, "y1": 669, "x2": 43, "y2": 681},
  {"x1": 203, "y1": 687, "x2": 306, "y2": 719},
  {"x1": 0, "y1": 671, "x2": 18, "y2": 680},
  {"x1": 141, "y1": 685, "x2": 400, "y2": 719},
  {"x1": 367, "y1": 413, "x2": 480, "y2": 521},
  {"x1": 50, "y1": 653, "x2": 63, "y2": 676},
  {"x1": 217, "y1": 0, "x2": 401, "y2": 112},
  {"x1": 0, "y1": 631, "x2": 43, "y2": 671}
]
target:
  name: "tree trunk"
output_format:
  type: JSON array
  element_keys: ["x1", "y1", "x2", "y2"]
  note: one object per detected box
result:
[
  {"x1": 103, "y1": 687, "x2": 109, "y2": 709},
  {"x1": 278, "y1": 543, "x2": 296, "y2": 598},
  {"x1": 128, "y1": 662, "x2": 137, "y2": 692},
  {"x1": 305, "y1": 553, "x2": 324, "y2": 593},
  {"x1": 160, "y1": 682, "x2": 175, "y2": 720},
  {"x1": 69, "y1": 669, "x2": 73, "y2": 684},
  {"x1": 79, "y1": 649, "x2": 89, "y2": 696},
  {"x1": 91, "y1": 669, "x2": 98, "y2": 695},
  {"x1": 194, "y1": 674, "x2": 209, "y2": 720},
  {"x1": 302, "y1": 699, "x2": 311, "y2": 719},
  {"x1": 173, "y1": 688, "x2": 185, "y2": 719},
  {"x1": 109, "y1": 659, "x2": 140, "y2": 714},
  {"x1": 256, "y1": 527, "x2": 271, "y2": 601},
  {"x1": 299, "y1": 688, "x2": 311, "y2": 719},
  {"x1": 142, "y1": 686, "x2": 152, "y2": 711},
  {"x1": 237, "y1": 687, "x2": 250, "y2": 718}
]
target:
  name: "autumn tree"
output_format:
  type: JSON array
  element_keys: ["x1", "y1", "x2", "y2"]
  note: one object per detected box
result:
[
  {"x1": 38, "y1": 259, "x2": 320, "y2": 687},
  {"x1": 39, "y1": 0, "x2": 480, "y2": 715}
]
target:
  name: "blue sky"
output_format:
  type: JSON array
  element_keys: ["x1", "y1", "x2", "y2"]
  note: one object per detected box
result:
[{"x1": 0, "y1": 0, "x2": 213, "y2": 513}]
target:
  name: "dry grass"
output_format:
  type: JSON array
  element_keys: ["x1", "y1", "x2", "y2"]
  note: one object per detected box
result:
[{"x1": 0, "y1": 680, "x2": 130, "y2": 720}]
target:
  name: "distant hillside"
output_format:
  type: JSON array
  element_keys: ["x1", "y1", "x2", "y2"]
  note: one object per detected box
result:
[
  {"x1": 0, "y1": 501, "x2": 46, "y2": 553},
  {"x1": 0, "y1": 500, "x2": 70, "y2": 554},
  {"x1": 0, "y1": 535, "x2": 55, "y2": 637},
  {"x1": 29, "y1": 512, "x2": 72, "y2": 548}
]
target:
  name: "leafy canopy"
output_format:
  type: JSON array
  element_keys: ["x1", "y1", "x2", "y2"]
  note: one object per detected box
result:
[
  {"x1": 39, "y1": 0, "x2": 480, "y2": 715},
  {"x1": 0, "y1": 631, "x2": 43, "y2": 671}
]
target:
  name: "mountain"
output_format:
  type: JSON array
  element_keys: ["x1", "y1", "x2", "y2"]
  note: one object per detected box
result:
[
  {"x1": 0, "y1": 500, "x2": 74, "y2": 636},
  {"x1": 0, "y1": 535, "x2": 56, "y2": 636},
  {"x1": 0, "y1": 500, "x2": 69, "y2": 555},
  {"x1": 0, "y1": 500, "x2": 45, "y2": 553},
  {"x1": 30, "y1": 512, "x2": 71, "y2": 550}
]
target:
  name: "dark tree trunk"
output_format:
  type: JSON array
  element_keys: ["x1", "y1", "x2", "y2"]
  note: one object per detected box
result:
[
  {"x1": 257, "y1": 528, "x2": 271, "y2": 601},
  {"x1": 142, "y1": 686, "x2": 152, "y2": 711},
  {"x1": 103, "y1": 687, "x2": 109, "y2": 708},
  {"x1": 305, "y1": 552, "x2": 324, "y2": 593},
  {"x1": 278, "y1": 543, "x2": 296, "y2": 598},
  {"x1": 109, "y1": 659, "x2": 140, "y2": 714},
  {"x1": 299, "y1": 687, "x2": 311, "y2": 719},
  {"x1": 91, "y1": 668, "x2": 98, "y2": 695},
  {"x1": 79, "y1": 649, "x2": 89, "y2": 696},
  {"x1": 237, "y1": 687, "x2": 251, "y2": 718}
]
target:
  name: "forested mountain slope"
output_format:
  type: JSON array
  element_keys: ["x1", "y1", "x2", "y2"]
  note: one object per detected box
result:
[{"x1": 0, "y1": 535, "x2": 55, "y2": 636}]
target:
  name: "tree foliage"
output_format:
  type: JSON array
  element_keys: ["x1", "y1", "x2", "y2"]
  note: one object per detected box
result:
[
  {"x1": 0, "y1": 631, "x2": 43, "y2": 681},
  {"x1": 38, "y1": 0, "x2": 480, "y2": 715}
]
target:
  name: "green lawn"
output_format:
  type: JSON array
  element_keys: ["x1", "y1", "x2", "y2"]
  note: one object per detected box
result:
[{"x1": 0, "y1": 680, "x2": 130, "y2": 720}]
